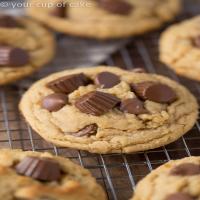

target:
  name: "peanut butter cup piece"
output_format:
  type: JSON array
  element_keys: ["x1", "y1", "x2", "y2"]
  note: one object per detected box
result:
[
  {"x1": 0, "y1": 15, "x2": 21, "y2": 28},
  {"x1": 131, "y1": 82, "x2": 177, "y2": 103},
  {"x1": 193, "y1": 36, "x2": 200, "y2": 47},
  {"x1": 15, "y1": 156, "x2": 61, "y2": 181},
  {"x1": 47, "y1": 73, "x2": 90, "y2": 94},
  {"x1": 42, "y1": 93, "x2": 68, "y2": 112},
  {"x1": 166, "y1": 193, "x2": 194, "y2": 200},
  {"x1": 95, "y1": 72, "x2": 120, "y2": 88},
  {"x1": 72, "y1": 124, "x2": 98, "y2": 137},
  {"x1": 98, "y1": 0, "x2": 133, "y2": 15},
  {"x1": 120, "y1": 98, "x2": 148, "y2": 115},
  {"x1": 75, "y1": 91, "x2": 120, "y2": 116},
  {"x1": 0, "y1": 46, "x2": 29, "y2": 67},
  {"x1": 170, "y1": 163, "x2": 200, "y2": 176}
]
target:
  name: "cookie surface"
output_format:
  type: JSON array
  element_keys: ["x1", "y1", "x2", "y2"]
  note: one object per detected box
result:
[
  {"x1": 0, "y1": 15, "x2": 55, "y2": 85},
  {"x1": 160, "y1": 16, "x2": 200, "y2": 81},
  {"x1": 27, "y1": 0, "x2": 181, "y2": 39},
  {"x1": 131, "y1": 156, "x2": 200, "y2": 200},
  {"x1": 0, "y1": 149, "x2": 106, "y2": 200},
  {"x1": 19, "y1": 66, "x2": 198, "y2": 154}
]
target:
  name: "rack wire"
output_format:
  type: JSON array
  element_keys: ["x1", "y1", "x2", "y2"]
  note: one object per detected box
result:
[{"x1": 0, "y1": 1, "x2": 200, "y2": 199}]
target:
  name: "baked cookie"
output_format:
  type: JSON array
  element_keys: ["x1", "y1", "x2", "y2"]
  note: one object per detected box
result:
[
  {"x1": 0, "y1": 149, "x2": 106, "y2": 200},
  {"x1": 19, "y1": 66, "x2": 198, "y2": 154},
  {"x1": 131, "y1": 156, "x2": 200, "y2": 200},
  {"x1": 27, "y1": 0, "x2": 181, "y2": 39},
  {"x1": 0, "y1": 15, "x2": 55, "y2": 85},
  {"x1": 160, "y1": 16, "x2": 200, "y2": 81}
]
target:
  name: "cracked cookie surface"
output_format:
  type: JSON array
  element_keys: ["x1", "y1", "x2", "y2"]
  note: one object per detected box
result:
[
  {"x1": 19, "y1": 66, "x2": 198, "y2": 154},
  {"x1": 0, "y1": 16, "x2": 55, "y2": 85},
  {"x1": 27, "y1": 0, "x2": 181, "y2": 39},
  {"x1": 131, "y1": 156, "x2": 200, "y2": 200},
  {"x1": 160, "y1": 16, "x2": 200, "y2": 81},
  {"x1": 0, "y1": 149, "x2": 106, "y2": 200}
]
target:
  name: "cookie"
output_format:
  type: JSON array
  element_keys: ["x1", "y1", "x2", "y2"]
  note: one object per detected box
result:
[
  {"x1": 19, "y1": 66, "x2": 198, "y2": 154},
  {"x1": 0, "y1": 149, "x2": 106, "y2": 200},
  {"x1": 0, "y1": 15, "x2": 55, "y2": 85},
  {"x1": 131, "y1": 156, "x2": 200, "y2": 200},
  {"x1": 160, "y1": 16, "x2": 200, "y2": 81},
  {"x1": 27, "y1": 0, "x2": 181, "y2": 39}
]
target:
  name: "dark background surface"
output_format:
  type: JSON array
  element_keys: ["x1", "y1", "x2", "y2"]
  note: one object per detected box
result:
[{"x1": 0, "y1": 0, "x2": 200, "y2": 200}]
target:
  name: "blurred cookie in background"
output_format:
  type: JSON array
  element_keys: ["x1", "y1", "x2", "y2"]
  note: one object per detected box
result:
[
  {"x1": 27, "y1": 0, "x2": 182, "y2": 39},
  {"x1": 0, "y1": 15, "x2": 55, "y2": 85},
  {"x1": 160, "y1": 15, "x2": 200, "y2": 82}
]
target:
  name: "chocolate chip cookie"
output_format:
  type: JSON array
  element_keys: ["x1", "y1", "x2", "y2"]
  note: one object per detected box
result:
[
  {"x1": 0, "y1": 149, "x2": 106, "y2": 200},
  {"x1": 19, "y1": 66, "x2": 198, "y2": 154},
  {"x1": 27, "y1": 0, "x2": 181, "y2": 39},
  {"x1": 160, "y1": 15, "x2": 200, "y2": 81},
  {"x1": 131, "y1": 156, "x2": 200, "y2": 200},
  {"x1": 0, "y1": 15, "x2": 55, "y2": 85}
]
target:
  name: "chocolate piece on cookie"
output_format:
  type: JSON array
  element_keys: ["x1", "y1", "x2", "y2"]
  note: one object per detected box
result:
[
  {"x1": 95, "y1": 72, "x2": 120, "y2": 88},
  {"x1": 75, "y1": 91, "x2": 120, "y2": 116},
  {"x1": 47, "y1": 73, "x2": 90, "y2": 94},
  {"x1": 120, "y1": 98, "x2": 147, "y2": 115},
  {"x1": 42, "y1": 93, "x2": 68, "y2": 112},
  {"x1": 0, "y1": 15, "x2": 21, "y2": 28},
  {"x1": 97, "y1": 0, "x2": 133, "y2": 15},
  {"x1": 15, "y1": 156, "x2": 62, "y2": 181},
  {"x1": 72, "y1": 124, "x2": 98, "y2": 137},
  {"x1": 0, "y1": 46, "x2": 29, "y2": 67},
  {"x1": 170, "y1": 163, "x2": 200, "y2": 176},
  {"x1": 132, "y1": 82, "x2": 177, "y2": 103}
]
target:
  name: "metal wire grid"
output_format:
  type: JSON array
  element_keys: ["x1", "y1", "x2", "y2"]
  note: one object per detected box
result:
[{"x1": 0, "y1": 1, "x2": 200, "y2": 200}]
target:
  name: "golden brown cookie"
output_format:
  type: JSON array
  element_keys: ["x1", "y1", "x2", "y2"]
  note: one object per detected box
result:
[
  {"x1": 0, "y1": 15, "x2": 55, "y2": 85},
  {"x1": 27, "y1": 0, "x2": 181, "y2": 39},
  {"x1": 19, "y1": 66, "x2": 198, "y2": 154},
  {"x1": 160, "y1": 15, "x2": 200, "y2": 81},
  {"x1": 131, "y1": 156, "x2": 200, "y2": 200},
  {"x1": 0, "y1": 149, "x2": 106, "y2": 200}
]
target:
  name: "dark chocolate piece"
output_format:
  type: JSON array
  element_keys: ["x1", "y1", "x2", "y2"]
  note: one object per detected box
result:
[
  {"x1": 170, "y1": 163, "x2": 200, "y2": 176},
  {"x1": 98, "y1": 0, "x2": 133, "y2": 15},
  {"x1": 41, "y1": 93, "x2": 68, "y2": 112},
  {"x1": 95, "y1": 72, "x2": 120, "y2": 88},
  {"x1": 120, "y1": 98, "x2": 148, "y2": 115},
  {"x1": 72, "y1": 124, "x2": 98, "y2": 137},
  {"x1": 131, "y1": 82, "x2": 177, "y2": 103}
]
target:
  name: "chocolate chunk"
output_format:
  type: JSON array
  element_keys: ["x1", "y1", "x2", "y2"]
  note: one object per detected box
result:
[
  {"x1": 50, "y1": 2, "x2": 66, "y2": 18},
  {"x1": 72, "y1": 124, "x2": 98, "y2": 137},
  {"x1": 0, "y1": 15, "x2": 21, "y2": 28},
  {"x1": 0, "y1": 46, "x2": 30, "y2": 67},
  {"x1": 193, "y1": 36, "x2": 200, "y2": 47},
  {"x1": 131, "y1": 82, "x2": 177, "y2": 103},
  {"x1": 95, "y1": 72, "x2": 120, "y2": 88},
  {"x1": 166, "y1": 193, "x2": 194, "y2": 200},
  {"x1": 98, "y1": 0, "x2": 133, "y2": 15},
  {"x1": 120, "y1": 98, "x2": 148, "y2": 115},
  {"x1": 170, "y1": 163, "x2": 200, "y2": 176},
  {"x1": 42, "y1": 93, "x2": 68, "y2": 112},
  {"x1": 75, "y1": 91, "x2": 120, "y2": 116},
  {"x1": 15, "y1": 157, "x2": 61, "y2": 181},
  {"x1": 47, "y1": 73, "x2": 91, "y2": 94},
  {"x1": 131, "y1": 68, "x2": 147, "y2": 73}
]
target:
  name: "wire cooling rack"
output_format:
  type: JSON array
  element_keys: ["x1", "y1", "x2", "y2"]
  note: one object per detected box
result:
[{"x1": 1, "y1": 1, "x2": 200, "y2": 200}]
